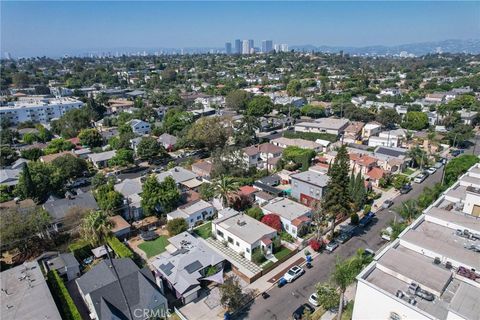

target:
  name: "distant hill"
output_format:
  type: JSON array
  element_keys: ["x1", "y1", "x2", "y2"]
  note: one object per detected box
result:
[{"x1": 290, "y1": 39, "x2": 480, "y2": 55}]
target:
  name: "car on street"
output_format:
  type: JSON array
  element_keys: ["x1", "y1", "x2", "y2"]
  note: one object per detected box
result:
[
  {"x1": 426, "y1": 167, "x2": 437, "y2": 175},
  {"x1": 359, "y1": 212, "x2": 375, "y2": 227},
  {"x1": 434, "y1": 162, "x2": 443, "y2": 169},
  {"x1": 399, "y1": 184, "x2": 413, "y2": 194},
  {"x1": 292, "y1": 304, "x2": 315, "y2": 320},
  {"x1": 308, "y1": 293, "x2": 319, "y2": 307},
  {"x1": 413, "y1": 173, "x2": 427, "y2": 183},
  {"x1": 283, "y1": 265, "x2": 304, "y2": 282},
  {"x1": 450, "y1": 149, "x2": 464, "y2": 157},
  {"x1": 325, "y1": 241, "x2": 339, "y2": 253},
  {"x1": 363, "y1": 248, "x2": 375, "y2": 258},
  {"x1": 337, "y1": 231, "x2": 352, "y2": 244},
  {"x1": 381, "y1": 199, "x2": 394, "y2": 209}
]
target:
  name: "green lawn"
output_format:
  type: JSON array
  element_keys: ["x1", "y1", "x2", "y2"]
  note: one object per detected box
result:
[
  {"x1": 193, "y1": 221, "x2": 212, "y2": 239},
  {"x1": 274, "y1": 246, "x2": 292, "y2": 261},
  {"x1": 403, "y1": 167, "x2": 416, "y2": 176},
  {"x1": 138, "y1": 236, "x2": 169, "y2": 258}
]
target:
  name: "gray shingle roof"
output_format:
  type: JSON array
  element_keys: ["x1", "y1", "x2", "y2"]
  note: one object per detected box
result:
[{"x1": 43, "y1": 192, "x2": 99, "y2": 221}]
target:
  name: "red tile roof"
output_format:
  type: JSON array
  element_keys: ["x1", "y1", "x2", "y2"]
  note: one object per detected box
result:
[
  {"x1": 239, "y1": 185, "x2": 257, "y2": 195},
  {"x1": 292, "y1": 215, "x2": 311, "y2": 227},
  {"x1": 366, "y1": 167, "x2": 385, "y2": 180}
]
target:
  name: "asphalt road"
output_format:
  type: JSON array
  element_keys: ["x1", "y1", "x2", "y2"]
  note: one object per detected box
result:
[{"x1": 235, "y1": 167, "x2": 444, "y2": 320}]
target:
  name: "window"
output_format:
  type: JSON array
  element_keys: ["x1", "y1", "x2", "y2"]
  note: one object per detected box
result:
[
  {"x1": 246, "y1": 248, "x2": 250, "y2": 253},
  {"x1": 285, "y1": 224, "x2": 289, "y2": 231},
  {"x1": 236, "y1": 241, "x2": 240, "y2": 246},
  {"x1": 217, "y1": 230, "x2": 224, "y2": 238},
  {"x1": 228, "y1": 237, "x2": 234, "y2": 244}
]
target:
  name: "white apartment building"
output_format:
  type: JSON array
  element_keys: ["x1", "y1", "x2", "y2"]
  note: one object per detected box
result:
[
  {"x1": 295, "y1": 118, "x2": 349, "y2": 136},
  {"x1": 0, "y1": 97, "x2": 84, "y2": 125},
  {"x1": 212, "y1": 208, "x2": 277, "y2": 261},
  {"x1": 353, "y1": 163, "x2": 480, "y2": 320}
]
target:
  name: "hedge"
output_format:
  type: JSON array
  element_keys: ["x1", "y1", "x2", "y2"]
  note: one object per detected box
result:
[
  {"x1": 107, "y1": 236, "x2": 134, "y2": 259},
  {"x1": 46, "y1": 270, "x2": 82, "y2": 320},
  {"x1": 68, "y1": 239, "x2": 93, "y2": 261}
]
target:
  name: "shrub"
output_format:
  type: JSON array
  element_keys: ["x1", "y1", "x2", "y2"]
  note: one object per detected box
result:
[
  {"x1": 350, "y1": 213, "x2": 359, "y2": 225},
  {"x1": 251, "y1": 247, "x2": 266, "y2": 264},
  {"x1": 309, "y1": 239, "x2": 322, "y2": 252},
  {"x1": 261, "y1": 214, "x2": 282, "y2": 232},
  {"x1": 246, "y1": 206, "x2": 264, "y2": 220},
  {"x1": 68, "y1": 240, "x2": 93, "y2": 261},
  {"x1": 107, "y1": 236, "x2": 134, "y2": 259},
  {"x1": 363, "y1": 204, "x2": 372, "y2": 215},
  {"x1": 47, "y1": 270, "x2": 82, "y2": 320},
  {"x1": 167, "y1": 218, "x2": 189, "y2": 236},
  {"x1": 280, "y1": 231, "x2": 295, "y2": 243},
  {"x1": 272, "y1": 236, "x2": 282, "y2": 252}
]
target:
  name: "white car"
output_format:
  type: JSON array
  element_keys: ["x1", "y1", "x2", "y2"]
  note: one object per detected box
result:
[
  {"x1": 426, "y1": 167, "x2": 437, "y2": 175},
  {"x1": 308, "y1": 293, "x2": 319, "y2": 307},
  {"x1": 325, "y1": 241, "x2": 339, "y2": 253},
  {"x1": 413, "y1": 173, "x2": 427, "y2": 183},
  {"x1": 283, "y1": 265, "x2": 304, "y2": 282}
]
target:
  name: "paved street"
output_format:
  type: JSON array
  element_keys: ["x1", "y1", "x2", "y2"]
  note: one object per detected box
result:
[{"x1": 235, "y1": 167, "x2": 444, "y2": 320}]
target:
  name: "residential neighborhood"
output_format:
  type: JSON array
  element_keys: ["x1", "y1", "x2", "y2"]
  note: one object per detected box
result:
[{"x1": 2, "y1": 3, "x2": 480, "y2": 320}]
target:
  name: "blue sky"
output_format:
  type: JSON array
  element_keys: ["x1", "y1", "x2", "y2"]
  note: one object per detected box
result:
[{"x1": 1, "y1": 1, "x2": 479, "y2": 57}]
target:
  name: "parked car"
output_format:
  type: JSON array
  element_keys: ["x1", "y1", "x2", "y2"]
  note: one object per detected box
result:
[
  {"x1": 292, "y1": 304, "x2": 315, "y2": 320},
  {"x1": 359, "y1": 212, "x2": 375, "y2": 227},
  {"x1": 325, "y1": 241, "x2": 339, "y2": 253},
  {"x1": 434, "y1": 162, "x2": 443, "y2": 169},
  {"x1": 363, "y1": 248, "x2": 375, "y2": 258},
  {"x1": 283, "y1": 265, "x2": 304, "y2": 283},
  {"x1": 337, "y1": 231, "x2": 352, "y2": 244},
  {"x1": 400, "y1": 184, "x2": 412, "y2": 194},
  {"x1": 308, "y1": 293, "x2": 319, "y2": 307},
  {"x1": 381, "y1": 199, "x2": 394, "y2": 209},
  {"x1": 426, "y1": 167, "x2": 437, "y2": 175},
  {"x1": 413, "y1": 173, "x2": 427, "y2": 183}
]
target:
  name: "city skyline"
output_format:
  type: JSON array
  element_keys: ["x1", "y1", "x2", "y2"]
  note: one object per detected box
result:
[{"x1": 2, "y1": 1, "x2": 479, "y2": 57}]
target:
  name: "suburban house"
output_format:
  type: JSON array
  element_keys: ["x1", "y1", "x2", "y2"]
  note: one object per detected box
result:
[
  {"x1": 270, "y1": 137, "x2": 323, "y2": 152},
  {"x1": 43, "y1": 191, "x2": 99, "y2": 232},
  {"x1": 362, "y1": 122, "x2": 382, "y2": 139},
  {"x1": 343, "y1": 121, "x2": 365, "y2": 144},
  {"x1": 368, "y1": 136, "x2": 399, "y2": 148},
  {"x1": 151, "y1": 232, "x2": 224, "y2": 304},
  {"x1": 127, "y1": 119, "x2": 151, "y2": 135},
  {"x1": 158, "y1": 133, "x2": 178, "y2": 151},
  {"x1": 106, "y1": 98, "x2": 134, "y2": 114},
  {"x1": 87, "y1": 150, "x2": 116, "y2": 169},
  {"x1": 167, "y1": 199, "x2": 215, "y2": 228},
  {"x1": 262, "y1": 197, "x2": 312, "y2": 239},
  {"x1": 114, "y1": 177, "x2": 143, "y2": 220},
  {"x1": 366, "y1": 167, "x2": 386, "y2": 187},
  {"x1": 108, "y1": 215, "x2": 131, "y2": 239},
  {"x1": 42, "y1": 253, "x2": 80, "y2": 281},
  {"x1": 0, "y1": 159, "x2": 26, "y2": 188},
  {"x1": 295, "y1": 118, "x2": 349, "y2": 136},
  {"x1": 1, "y1": 261, "x2": 62, "y2": 320},
  {"x1": 349, "y1": 153, "x2": 378, "y2": 176},
  {"x1": 40, "y1": 151, "x2": 76, "y2": 164},
  {"x1": 156, "y1": 166, "x2": 201, "y2": 192},
  {"x1": 76, "y1": 258, "x2": 167, "y2": 320},
  {"x1": 290, "y1": 170, "x2": 330, "y2": 206},
  {"x1": 191, "y1": 160, "x2": 213, "y2": 179},
  {"x1": 242, "y1": 143, "x2": 283, "y2": 170},
  {"x1": 212, "y1": 208, "x2": 277, "y2": 261}
]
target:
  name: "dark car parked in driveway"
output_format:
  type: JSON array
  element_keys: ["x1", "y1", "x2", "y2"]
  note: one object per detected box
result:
[{"x1": 292, "y1": 304, "x2": 315, "y2": 320}]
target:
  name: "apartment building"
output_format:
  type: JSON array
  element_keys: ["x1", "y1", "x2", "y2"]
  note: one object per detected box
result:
[
  {"x1": 290, "y1": 170, "x2": 330, "y2": 206},
  {"x1": 0, "y1": 97, "x2": 84, "y2": 125},
  {"x1": 295, "y1": 118, "x2": 349, "y2": 136},
  {"x1": 353, "y1": 163, "x2": 480, "y2": 320}
]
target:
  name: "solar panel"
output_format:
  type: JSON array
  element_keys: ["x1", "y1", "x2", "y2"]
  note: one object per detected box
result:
[
  {"x1": 185, "y1": 260, "x2": 203, "y2": 274},
  {"x1": 160, "y1": 262, "x2": 175, "y2": 276}
]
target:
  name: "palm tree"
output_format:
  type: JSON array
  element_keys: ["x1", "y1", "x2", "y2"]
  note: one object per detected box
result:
[
  {"x1": 332, "y1": 258, "x2": 359, "y2": 320},
  {"x1": 407, "y1": 146, "x2": 427, "y2": 169},
  {"x1": 397, "y1": 199, "x2": 420, "y2": 223},
  {"x1": 81, "y1": 211, "x2": 134, "y2": 320},
  {"x1": 213, "y1": 175, "x2": 240, "y2": 207}
]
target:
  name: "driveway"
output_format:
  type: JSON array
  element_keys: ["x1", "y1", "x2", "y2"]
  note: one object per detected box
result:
[{"x1": 234, "y1": 167, "x2": 444, "y2": 320}]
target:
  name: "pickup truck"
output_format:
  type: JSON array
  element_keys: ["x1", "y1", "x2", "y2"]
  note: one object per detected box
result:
[{"x1": 359, "y1": 212, "x2": 375, "y2": 227}]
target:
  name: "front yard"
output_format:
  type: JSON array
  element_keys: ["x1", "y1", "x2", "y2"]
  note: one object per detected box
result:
[
  {"x1": 274, "y1": 246, "x2": 292, "y2": 261},
  {"x1": 193, "y1": 221, "x2": 212, "y2": 239},
  {"x1": 138, "y1": 235, "x2": 169, "y2": 258}
]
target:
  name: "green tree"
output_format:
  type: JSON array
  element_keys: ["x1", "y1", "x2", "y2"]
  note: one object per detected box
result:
[
  {"x1": 199, "y1": 183, "x2": 215, "y2": 201},
  {"x1": 376, "y1": 109, "x2": 401, "y2": 129},
  {"x1": 51, "y1": 108, "x2": 91, "y2": 138},
  {"x1": 351, "y1": 172, "x2": 366, "y2": 212},
  {"x1": 44, "y1": 138, "x2": 75, "y2": 155},
  {"x1": 287, "y1": 79, "x2": 301, "y2": 96},
  {"x1": 397, "y1": 199, "x2": 420, "y2": 223},
  {"x1": 91, "y1": 172, "x2": 108, "y2": 189},
  {"x1": 108, "y1": 149, "x2": 134, "y2": 167},
  {"x1": 332, "y1": 257, "x2": 363, "y2": 320},
  {"x1": 78, "y1": 128, "x2": 103, "y2": 148},
  {"x1": 51, "y1": 154, "x2": 88, "y2": 180},
  {"x1": 0, "y1": 146, "x2": 18, "y2": 167},
  {"x1": 186, "y1": 116, "x2": 232, "y2": 150},
  {"x1": 401, "y1": 111, "x2": 429, "y2": 130},
  {"x1": 392, "y1": 174, "x2": 410, "y2": 190},
  {"x1": 225, "y1": 90, "x2": 251, "y2": 111},
  {"x1": 219, "y1": 276, "x2": 245, "y2": 312},
  {"x1": 141, "y1": 175, "x2": 162, "y2": 216},
  {"x1": 246, "y1": 96, "x2": 273, "y2": 117},
  {"x1": 321, "y1": 145, "x2": 351, "y2": 237},
  {"x1": 162, "y1": 108, "x2": 193, "y2": 134},
  {"x1": 136, "y1": 136, "x2": 166, "y2": 160},
  {"x1": 446, "y1": 124, "x2": 474, "y2": 148},
  {"x1": 444, "y1": 154, "x2": 479, "y2": 186},
  {"x1": 20, "y1": 147, "x2": 44, "y2": 161},
  {"x1": 15, "y1": 163, "x2": 63, "y2": 203},
  {"x1": 158, "y1": 176, "x2": 181, "y2": 213},
  {"x1": 94, "y1": 183, "x2": 124, "y2": 214},
  {"x1": 316, "y1": 283, "x2": 340, "y2": 311},
  {"x1": 81, "y1": 210, "x2": 112, "y2": 246},
  {"x1": 301, "y1": 104, "x2": 326, "y2": 118},
  {"x1": 407, "y1": 146, "x2": 427, "y2": 169},
  {"x1": 166, "y1": 218, "x2": 188, "y2": 236},
  {"x1": 213, "y1": 175, "x2": 240, "y2": 207},
  {"x1": 246, "y1": 206, "x2": 264, "y2": 220},
  {"x1": 282, "y1": 146, "x2": 316, "y2": 171}
]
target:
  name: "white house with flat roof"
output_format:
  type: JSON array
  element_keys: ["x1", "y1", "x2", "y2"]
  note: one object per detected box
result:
[
  {"x1": 167, "y1": 199, "x2": 215, "y2": 227},
  {"x1": 212, "y1": 208, "x2": 277, "y2": 261},
  {"x1": 353, "y1": 163, "x2": 480, "y2": 320},
  {"x1": 262, "y1": 197, "x2": 312, "y2": 239},
  {"x1": 295, "y1": 118, "x2": 349, "y2": 136}
]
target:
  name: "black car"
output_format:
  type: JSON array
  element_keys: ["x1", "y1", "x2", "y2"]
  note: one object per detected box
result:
[
  {"x1": 337, "y1": 231, "x2": 352, "y2": 244},
  {"x1": 400, "y1": 184, "x2": 413, "y2": 194},
  {"x1": 292, "y1": 304, "x2": 315, "y2": 320}
]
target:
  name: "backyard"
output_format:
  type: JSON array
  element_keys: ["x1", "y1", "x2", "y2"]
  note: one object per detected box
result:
[
  {"x1": 138, "y1": 235, "x2": 169, "y2": 258},
  {"x1": 193, "y1": 221, "x2": 212, "y2": 239}
]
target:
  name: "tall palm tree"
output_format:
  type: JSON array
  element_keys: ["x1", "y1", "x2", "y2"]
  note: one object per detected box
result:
[
  {"x1": 81, "y1": 211, "x2": 134, "y2": 320},
  {"x1": 213, "y1": 175, "x2": 240, "y2": 207},
  {"x1": 332, "y1": 258, "x2": 358, "y2": 320},
  {"x1": 397, "y1": 199, "x2": 420, "y2": 223}
]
